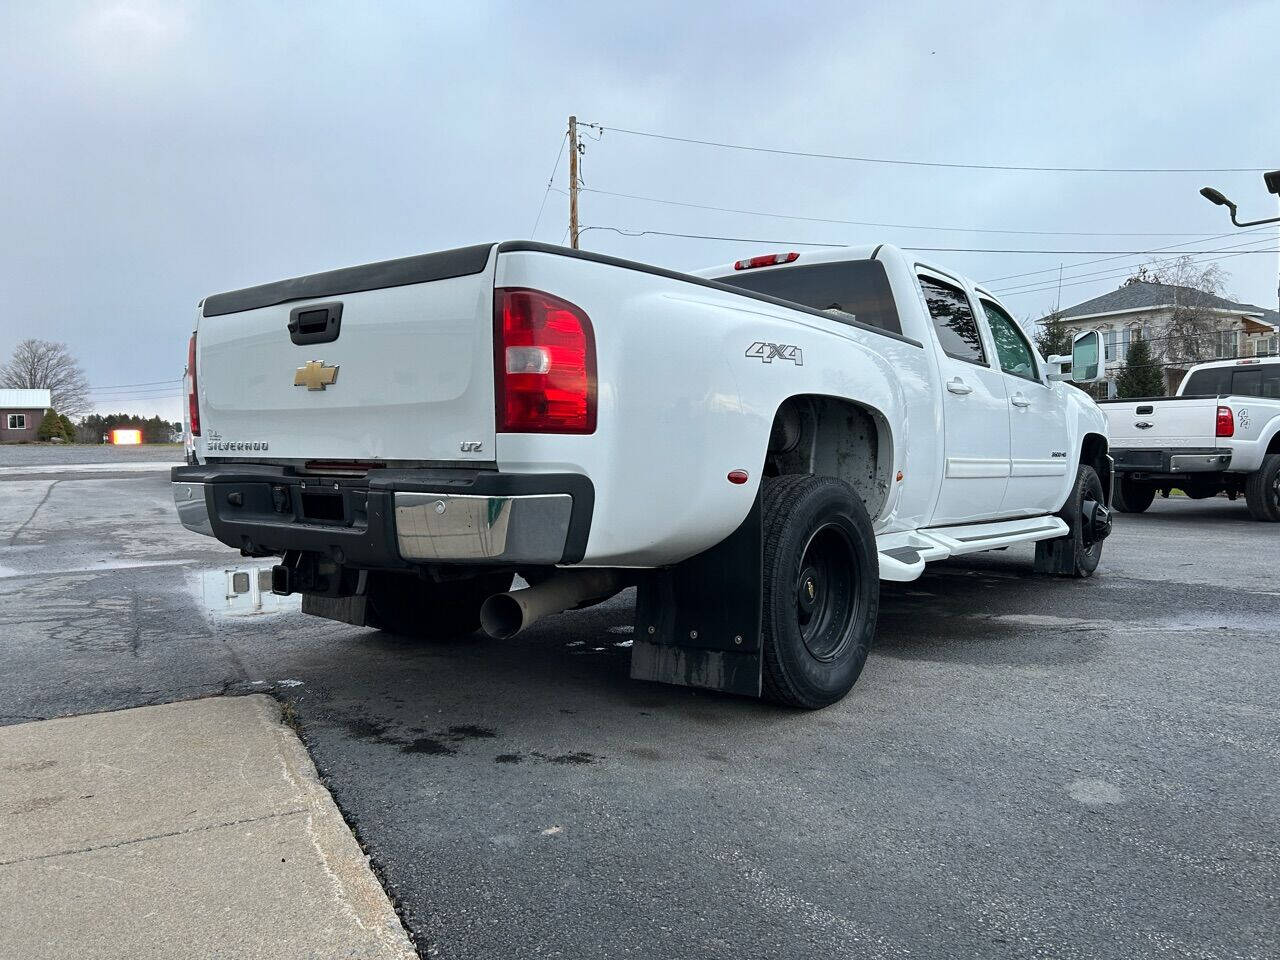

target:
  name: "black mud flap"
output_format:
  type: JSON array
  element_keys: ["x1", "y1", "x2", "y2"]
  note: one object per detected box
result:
[
  {"x1": 630, "y1": 494, "x2": 763, "y2": 698},
  {"x1": 301, "y1": 594, "x2": 370, "y2": 626}
]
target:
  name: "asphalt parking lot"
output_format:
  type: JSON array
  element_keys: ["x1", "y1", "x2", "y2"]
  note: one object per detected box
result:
[{"x1": 1, "y1": 455, "x2": 1277, "y2": 959}]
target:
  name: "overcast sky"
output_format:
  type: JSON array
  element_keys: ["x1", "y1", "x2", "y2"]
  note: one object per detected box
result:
[{"x1": 2, "y1": 0, "x2": 1278, "y2": 421}]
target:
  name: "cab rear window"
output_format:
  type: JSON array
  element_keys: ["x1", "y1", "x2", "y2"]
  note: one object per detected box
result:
[
  {"x1": 1182, "y1": 368, "x2": 1230, "y2": 395},
  {"x1": 714, "y1": 260, "x2": 902, "y2": 335}
]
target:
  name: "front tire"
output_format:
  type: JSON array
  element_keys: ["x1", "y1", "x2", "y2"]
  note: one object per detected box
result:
[
  {"x1": 1034, "y1": 464, "x2": 1109, "y2": 578},
  {"x1": 1245, "y1": 454, "x2": 1280, "y2": 522},
  {"x1": 1112, "y1": 475, "x2": 1155, "y2": 514},
  {"x1": 759, "y1": 476, "x2": 879, "y2": 709},
  {"x1": 366, "y1": 570, "x2": 514, "y2": 641}
]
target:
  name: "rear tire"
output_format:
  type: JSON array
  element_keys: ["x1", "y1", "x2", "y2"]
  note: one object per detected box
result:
[
  {"x1": 366, "y1": 570, "x2": 514, "y2": 641},
  {"x1": 1112, "y1": 475, "x2": 1155, "y2": 513},
  {"x1": 1034, "y1": 464, "x2": 1108, "y2": 578},
  {"x1": 759, "y1": 475, "x2": 879, "y2": 709},
  {"x1": 1245, "y1": 454, "x2": 1280, "y2": 522}
]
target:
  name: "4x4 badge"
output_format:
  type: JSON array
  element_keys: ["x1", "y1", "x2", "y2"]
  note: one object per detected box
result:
[
  {"x1": 746, "y1": 341, "x2": 803, "y2": 365},
  {"x1": 294, "y1": 360, "x2": 339, "y2": 391}
]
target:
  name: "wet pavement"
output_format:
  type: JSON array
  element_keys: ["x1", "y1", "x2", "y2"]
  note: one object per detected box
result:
[{"x1": 1, "y1": 461, "x2": 1277, "y2": 959}]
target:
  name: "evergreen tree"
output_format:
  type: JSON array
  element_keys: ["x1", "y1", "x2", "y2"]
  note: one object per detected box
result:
[
  {"x1": 36, "y1": 409, "x2": 65, "y2": 440},
  {"x1": 1115, "y1": 337, "x2": 1165, "y2": 398},
  {"x1": 1034, "y1": 311, "x2": 1072, "y2": 358}
]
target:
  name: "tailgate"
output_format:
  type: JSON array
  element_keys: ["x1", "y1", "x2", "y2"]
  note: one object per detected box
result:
[
  {"x1": 1103, "y1": 397, "x2": 1220, "y2": 449},
  {"x1": 196, "y1": 244, "x2": 498, "y2": 463}
]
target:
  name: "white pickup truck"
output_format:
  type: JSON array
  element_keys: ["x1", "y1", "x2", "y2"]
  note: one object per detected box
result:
[
  {"x1": 1101, "y1": 356, "x2": 1280, "y2": 520},
  {"x1": 174, "y1": 241, "x2": 1113, "y2": 708}
]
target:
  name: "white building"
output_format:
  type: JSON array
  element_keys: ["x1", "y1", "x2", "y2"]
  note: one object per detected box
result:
[{"x1": 1056, "y1": 281, "x2": 1279, "y2": 393}]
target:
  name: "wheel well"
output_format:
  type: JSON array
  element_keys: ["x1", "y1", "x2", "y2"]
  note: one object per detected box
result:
[
  {"x1": 1267, "y1": 432, "x2": 1280, "y2": 456},
  {"x1": 765, "y1": 396, "x2": 892, "y2": 519},
  {"x1": 1080, "y1": 432, "x2": 1111, "y2": 503}
]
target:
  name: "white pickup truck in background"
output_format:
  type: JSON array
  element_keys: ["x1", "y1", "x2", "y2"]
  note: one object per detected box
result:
[
  {"x1": 1101, "y1": 356, "x2": 1280, "y2": 521},
  {"x1": 174, "y1": 241, "x2": 1113, "y2": 708}
]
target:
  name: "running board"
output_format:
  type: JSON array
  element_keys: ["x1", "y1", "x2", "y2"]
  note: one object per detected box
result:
[{"x1": 876, "y1": 516, "x2": 1069, "y2": 582}]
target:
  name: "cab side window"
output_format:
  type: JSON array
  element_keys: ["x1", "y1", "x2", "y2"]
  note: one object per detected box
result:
[
  {"x1": 981, "y1": 301, "x2": 1039, "y2": 382},
  {"x1": 1231, "y1": 366, "x2": 1280, "y2": 398},
  {"x1": 918, "y1": 275, "x2": 985, "y2": 364}
]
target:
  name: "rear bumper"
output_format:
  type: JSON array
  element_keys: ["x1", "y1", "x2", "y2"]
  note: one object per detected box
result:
[
  {"x1": 1112, "y1": 447, "x2": 1231, "y2": 475},
  {"x1": 172, "y1": 464, "x2": 593, "y2": 566}
]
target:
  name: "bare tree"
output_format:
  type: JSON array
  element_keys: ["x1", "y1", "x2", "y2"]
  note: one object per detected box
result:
[
  {"x1": 0, "y1": 339, "x2": 91, "y2": 418},
  {"x1": 1124, "y1": 257, "x2": 1232, "y2": 366}
]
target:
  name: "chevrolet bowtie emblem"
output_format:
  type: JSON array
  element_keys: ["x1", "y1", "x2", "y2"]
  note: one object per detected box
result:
[{"x1": 294, "y1": 360, "x2": 339, "y2": 391}]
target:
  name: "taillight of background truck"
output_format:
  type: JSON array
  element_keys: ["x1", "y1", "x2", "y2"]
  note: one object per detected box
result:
[
  {"x1": 187, "y1": 331, "x2": 201, "y2": 436},
  {"x1": 494, "y1": 287, "x2": 596, "y2": 433},
  {"x1": 1216, "y1": 405, "x2": 1234, "y2": 437}
]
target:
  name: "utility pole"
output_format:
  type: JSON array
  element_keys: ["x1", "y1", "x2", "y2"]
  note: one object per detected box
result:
[{"x1": 568, "y1": 115, "x2": 580, "y2": 249}]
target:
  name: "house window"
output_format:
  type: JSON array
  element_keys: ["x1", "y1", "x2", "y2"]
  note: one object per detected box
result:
[
  {"x1": 1216, "y1": 330, "x2": 1238, "y2": 359},
  {"x1": 6, "y1": 414, "x2": 26, "y2": 430},
  {"x1": 1258, "y1": 335, "x2": 1279, "y2": 357}
]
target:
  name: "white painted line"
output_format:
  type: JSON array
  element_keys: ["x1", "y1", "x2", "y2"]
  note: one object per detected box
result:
[
  {"x1": 0, "y1": 461, "x2": 180, "y2": 475},
  {"x1": 0, "y1": 558, "x2": 195, "y2": 581}
]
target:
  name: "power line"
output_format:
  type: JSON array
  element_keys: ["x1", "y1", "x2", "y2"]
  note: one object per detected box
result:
[
  {"x1": 995, "y1": 246, "x2": 1280, "y2": 299},
  {"x1": 87, "y1": 389, "x2": 185, "y2": 400},
  {"x1": 88, "y1": 378, "x2": 182, "y2": 391},
  {"x1": 992, "y1": 236, "x2": 1280, "y2": 295},
  {"x1": 582, "y1": 224, "x2": 1280, "y2": 256},
  {"x1": 572, "y1": 185, "x2": 1227, "y2": 238},
  {"x1": 584, "y1": 122, "x2": 1272, "y2": 174},
  {"x1": 529, "y1": 132, "x2": 569, "y2": 240},
  {"x1": 579, "y1": 226, "x2": 838, "y2": 246},
  {"x1": 982, "y1": 225, "x2": 1278, "y2": 284}
]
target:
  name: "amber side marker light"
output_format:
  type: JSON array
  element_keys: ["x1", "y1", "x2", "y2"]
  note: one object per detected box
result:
[{"x1": 110, "y1": 429, "x2": 142, "y2": 445}]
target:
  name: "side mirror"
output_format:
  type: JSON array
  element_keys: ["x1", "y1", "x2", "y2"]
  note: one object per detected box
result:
[
  {"x1": 1069, "y1": 330, "x2": 1104, "y2": 384},
  {"x1": 1046, "y1": 331, "x2": 1105, "y2": 383}
]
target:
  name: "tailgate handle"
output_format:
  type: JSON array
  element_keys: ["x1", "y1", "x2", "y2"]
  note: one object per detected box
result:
[
  {"x1": 1135, "y1": 404, "x2": 1153, "y2": 415},
  {"x1": 288, "y1": 302, "x2": 343, "y2": 346}
]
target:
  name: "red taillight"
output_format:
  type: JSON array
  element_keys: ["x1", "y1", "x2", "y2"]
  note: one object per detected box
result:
[
  {"x1": 1216, "y1": 405, "x2": 1234, "y2": 438},
  {"x1": 733, "y1": 252, "x2": 800, "y2": 271},
  {"x1": 494, "y1": 288, "x2": 596, "y2": 433},
  {"x1": 186, "y1": 331, "x2": 201, "y2": 437}
]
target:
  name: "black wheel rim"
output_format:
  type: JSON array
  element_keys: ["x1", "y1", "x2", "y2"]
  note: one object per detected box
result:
[{"x1": 794, "y1": 522, "x2": 859, "y2": 662}]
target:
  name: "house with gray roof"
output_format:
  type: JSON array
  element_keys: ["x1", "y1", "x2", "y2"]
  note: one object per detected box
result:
[{"x1": 1054, "y1": 281, "x2": 1279, "y2": 393}]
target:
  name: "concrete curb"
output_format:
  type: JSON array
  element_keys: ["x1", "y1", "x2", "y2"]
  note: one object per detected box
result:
[{"x1": 0, "y1": 695, "x2": 417, "y2": 960}]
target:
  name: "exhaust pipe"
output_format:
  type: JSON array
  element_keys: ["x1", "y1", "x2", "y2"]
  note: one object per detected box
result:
[{"x1": 480, "y1": 570, "x2": 623, "y2": 639}]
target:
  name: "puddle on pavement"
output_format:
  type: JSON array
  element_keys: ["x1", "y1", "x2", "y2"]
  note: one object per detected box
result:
[{"x1": 196, "y1": 566, "x2": 300, "y2": 618}]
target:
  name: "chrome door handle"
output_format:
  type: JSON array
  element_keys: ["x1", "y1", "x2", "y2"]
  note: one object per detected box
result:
[
  {"x1": 1011, "y1": 394, "x2": 1031, "y2": 408},
  {"x1": 946, "y1": 378, "x2": 973, "y2": 395}
]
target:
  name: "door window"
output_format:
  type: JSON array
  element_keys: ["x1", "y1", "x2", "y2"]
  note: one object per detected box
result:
[
  {"x1": 918, "y1": 276, "x2": 985, "y2": 364},
  {"x1": 980, "y1": 301, "x2": 1039, "y2": 382}
]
